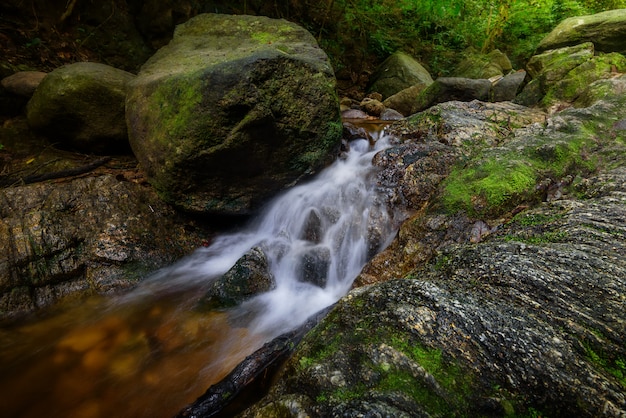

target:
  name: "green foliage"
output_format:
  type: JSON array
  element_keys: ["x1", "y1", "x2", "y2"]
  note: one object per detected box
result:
[{"x1": 290, "y1": 0, "x2": 626, "y2": 76}]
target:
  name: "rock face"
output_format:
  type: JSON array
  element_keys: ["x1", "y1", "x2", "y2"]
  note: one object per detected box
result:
[
  {"x1": 126, "y1": 13, "x2": 342, "y2": 216},
  {"x1": 0, "y1": 174, "x2": 208, "y2": 320},
  {"x1": 244, "y1": 182, "x2": 626, "y2": 416},
  {"x1": 367, "y1": 52, "x2": 434, "y2": 99},
  {"x1": 26, "y1": 63, "x2": 135, "y2": 154},
  {"x1": 236, "y1": 62, "x2": 626, "y2": 418},
  {"x1": 537, "y1": 8, "x2": 626, "y2": 54}
]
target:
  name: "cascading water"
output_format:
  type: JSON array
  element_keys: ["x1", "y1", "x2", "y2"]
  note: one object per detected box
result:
[{"x1": 0, "y1": 127, "x2": 399, "y2": 418}]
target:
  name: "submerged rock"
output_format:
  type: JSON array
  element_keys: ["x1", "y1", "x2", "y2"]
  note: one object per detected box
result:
[
  {"x1": 126, "y1": 13, "x2": 342, "y2": 216},
  {"x1": 199, "y1": 246, "x2": 275, "y2": 310}
]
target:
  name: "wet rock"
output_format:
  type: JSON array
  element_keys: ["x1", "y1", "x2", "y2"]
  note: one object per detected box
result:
[
  {"x1": 298, "y1": 246, "x2": 331, "y2": 287},
  {"x1": 367, "y1": 52, "x2": 434, "y2": 99},
  {"x1": 380, "y1": 108, "x2": 404, "y2": 121},
  {"x1": 341, "y1": 108, "x2": 369, "y2": 120},
  {"x1": 537, "y1": 8, "x2": 626, "y2": 54},
  {"x1": 126, "y1": 13, "x2": 341, "y2": 216},
  {"x1": 26, "y1": 62, "x2": 135, "y2": 154},
  {"x1": 300, "y1": 209, "x2": 323, "y2": 243},
  {"x1": 0, "y1": 175, "x2": 208, "y2": 320},
  {"x1": 342, "y1": 120, "x2": 375, "y2": 143},
  {"x1": 199, "y1": 247, "x2": 275, "y2": 310}
]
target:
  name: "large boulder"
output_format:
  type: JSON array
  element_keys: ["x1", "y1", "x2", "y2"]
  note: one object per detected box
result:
[
  {"x1": 518, "y1": 42, "x2": 626, "y2": 107},
  {"x1": 126, "y1": 13, "x2": 342, "y2": 216},
  {"x1": 26, "y1": 62, "x2": 135, "y2": 154},
  {"x1": 367, "y1": 52, "x2": 434, "y2": 99},
  {"x1": 537, "y1": 9, "x2": 626, "y2": 54},
  {"x1": 412, "y1": 77, "x2": 492, "y2": 113}
]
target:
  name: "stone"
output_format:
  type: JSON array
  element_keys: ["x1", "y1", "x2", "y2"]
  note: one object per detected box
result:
[
  {"x1": 490, "y1": 70, "x2": 526, "y2": 102},
  {"x1": 367, "y1": 52, "x2": 433, "y2": 99},
  {"x1": 126, "y1": 13, "x2": 342, "y2": 216},
  {"x1": 454, "y1": 49, "x2": 513, "y2": 79},
  {"x1": 1, "y1": 71, "x2": 47, "y2": 97},
  {"x1": 199, "y1": 246, "x2": 275, "y2": 310},
  {"x1": 382, "y1": 83, "x2": 429, "y2": 117},
  {"x1": 26, "y1": 62, "x2": 135, "y2": 154},
  {"x1": 537, "y1": 8, "x2": 626, "y2": 55},
  {"x1": 412, "y1": 77, "x2": 492, "y2": 113},
  {"x1": 526, "y1": 42, "x2": 595, "y2": 81},
  {"x1": 359, "y1": 97, "x2": 385, "y2": 117}
]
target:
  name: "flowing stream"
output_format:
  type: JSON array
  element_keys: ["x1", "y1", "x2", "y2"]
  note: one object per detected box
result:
[{"x1": 0, "y1": 124, "x2": 398, "y2": 418}]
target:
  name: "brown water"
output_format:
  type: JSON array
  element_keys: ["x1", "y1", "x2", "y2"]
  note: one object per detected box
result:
[{"x1": 0, "y1": 291, "x2": 264, "y2": 418}]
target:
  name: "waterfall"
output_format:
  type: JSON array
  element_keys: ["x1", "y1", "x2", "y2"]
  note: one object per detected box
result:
[
  {"x1": 0, "y1": 127, "x2": 400, "y2": 418},
  {"x1": 134, "y1": 131, "x2": 397, "y2": 337}
]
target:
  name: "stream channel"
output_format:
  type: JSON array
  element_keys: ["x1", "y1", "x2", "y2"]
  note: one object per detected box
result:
[{"x1": 0, "y1": 121, "x2": 398, "y2": 418}]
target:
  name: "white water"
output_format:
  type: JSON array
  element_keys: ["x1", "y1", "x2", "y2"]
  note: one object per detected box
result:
[{"x1": 130, "y1": 131, "x2": 397, "y2": 337}]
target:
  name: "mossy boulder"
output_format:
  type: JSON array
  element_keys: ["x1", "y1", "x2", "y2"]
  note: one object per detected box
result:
[
  {"x1": 543, "y1": 52, "x2": 626, "y2": 106},
  {"x1": 126, "y1": 13, "x2": 342, "y2": 216},
  {"x1": 537, "y1": 8, "x2": 626, "y2": 55},
  {"x1": 367, "y1": 52, "x2": 434, "y2": 100},
  {"x1": 453, "y1": 49, "x2": 513, "y2": 79},
  {"x1": 26, "y1": 62, "x2": 135, "y2": 154},
  {"x1": 521, "y1": 42, "x2": 626, "y2": 108},
  {"x1": 526, "y1": 42, "x2": 595, "y2": 82}
]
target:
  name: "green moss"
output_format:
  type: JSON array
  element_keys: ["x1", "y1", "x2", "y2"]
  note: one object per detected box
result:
[
  {"x1": 509, "y1": 212, "x2": 563, "y2": 227},
  {"x1": 251, "y1": 32, "x2": 275, "y2": 44},
  {"x1": 149, "y1": 76, "x2": 203, "y2": 144},
  {"x1": 583, "y1": 342, "x2": 626, "y2": 389},
  {"x1": 503, "y1": 230, "x2": 567, "y2": 245},
  {"x1": 443, "y1": 157, "x2": 536, "y2": 215},
  {"x1": 441, "y1": 128, "x2": 597, "y2": 217}
]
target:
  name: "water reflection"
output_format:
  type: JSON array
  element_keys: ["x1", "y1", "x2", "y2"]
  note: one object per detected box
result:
[{"x1": 0, "y1": 291, "x2": 264, "y2": 418}]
